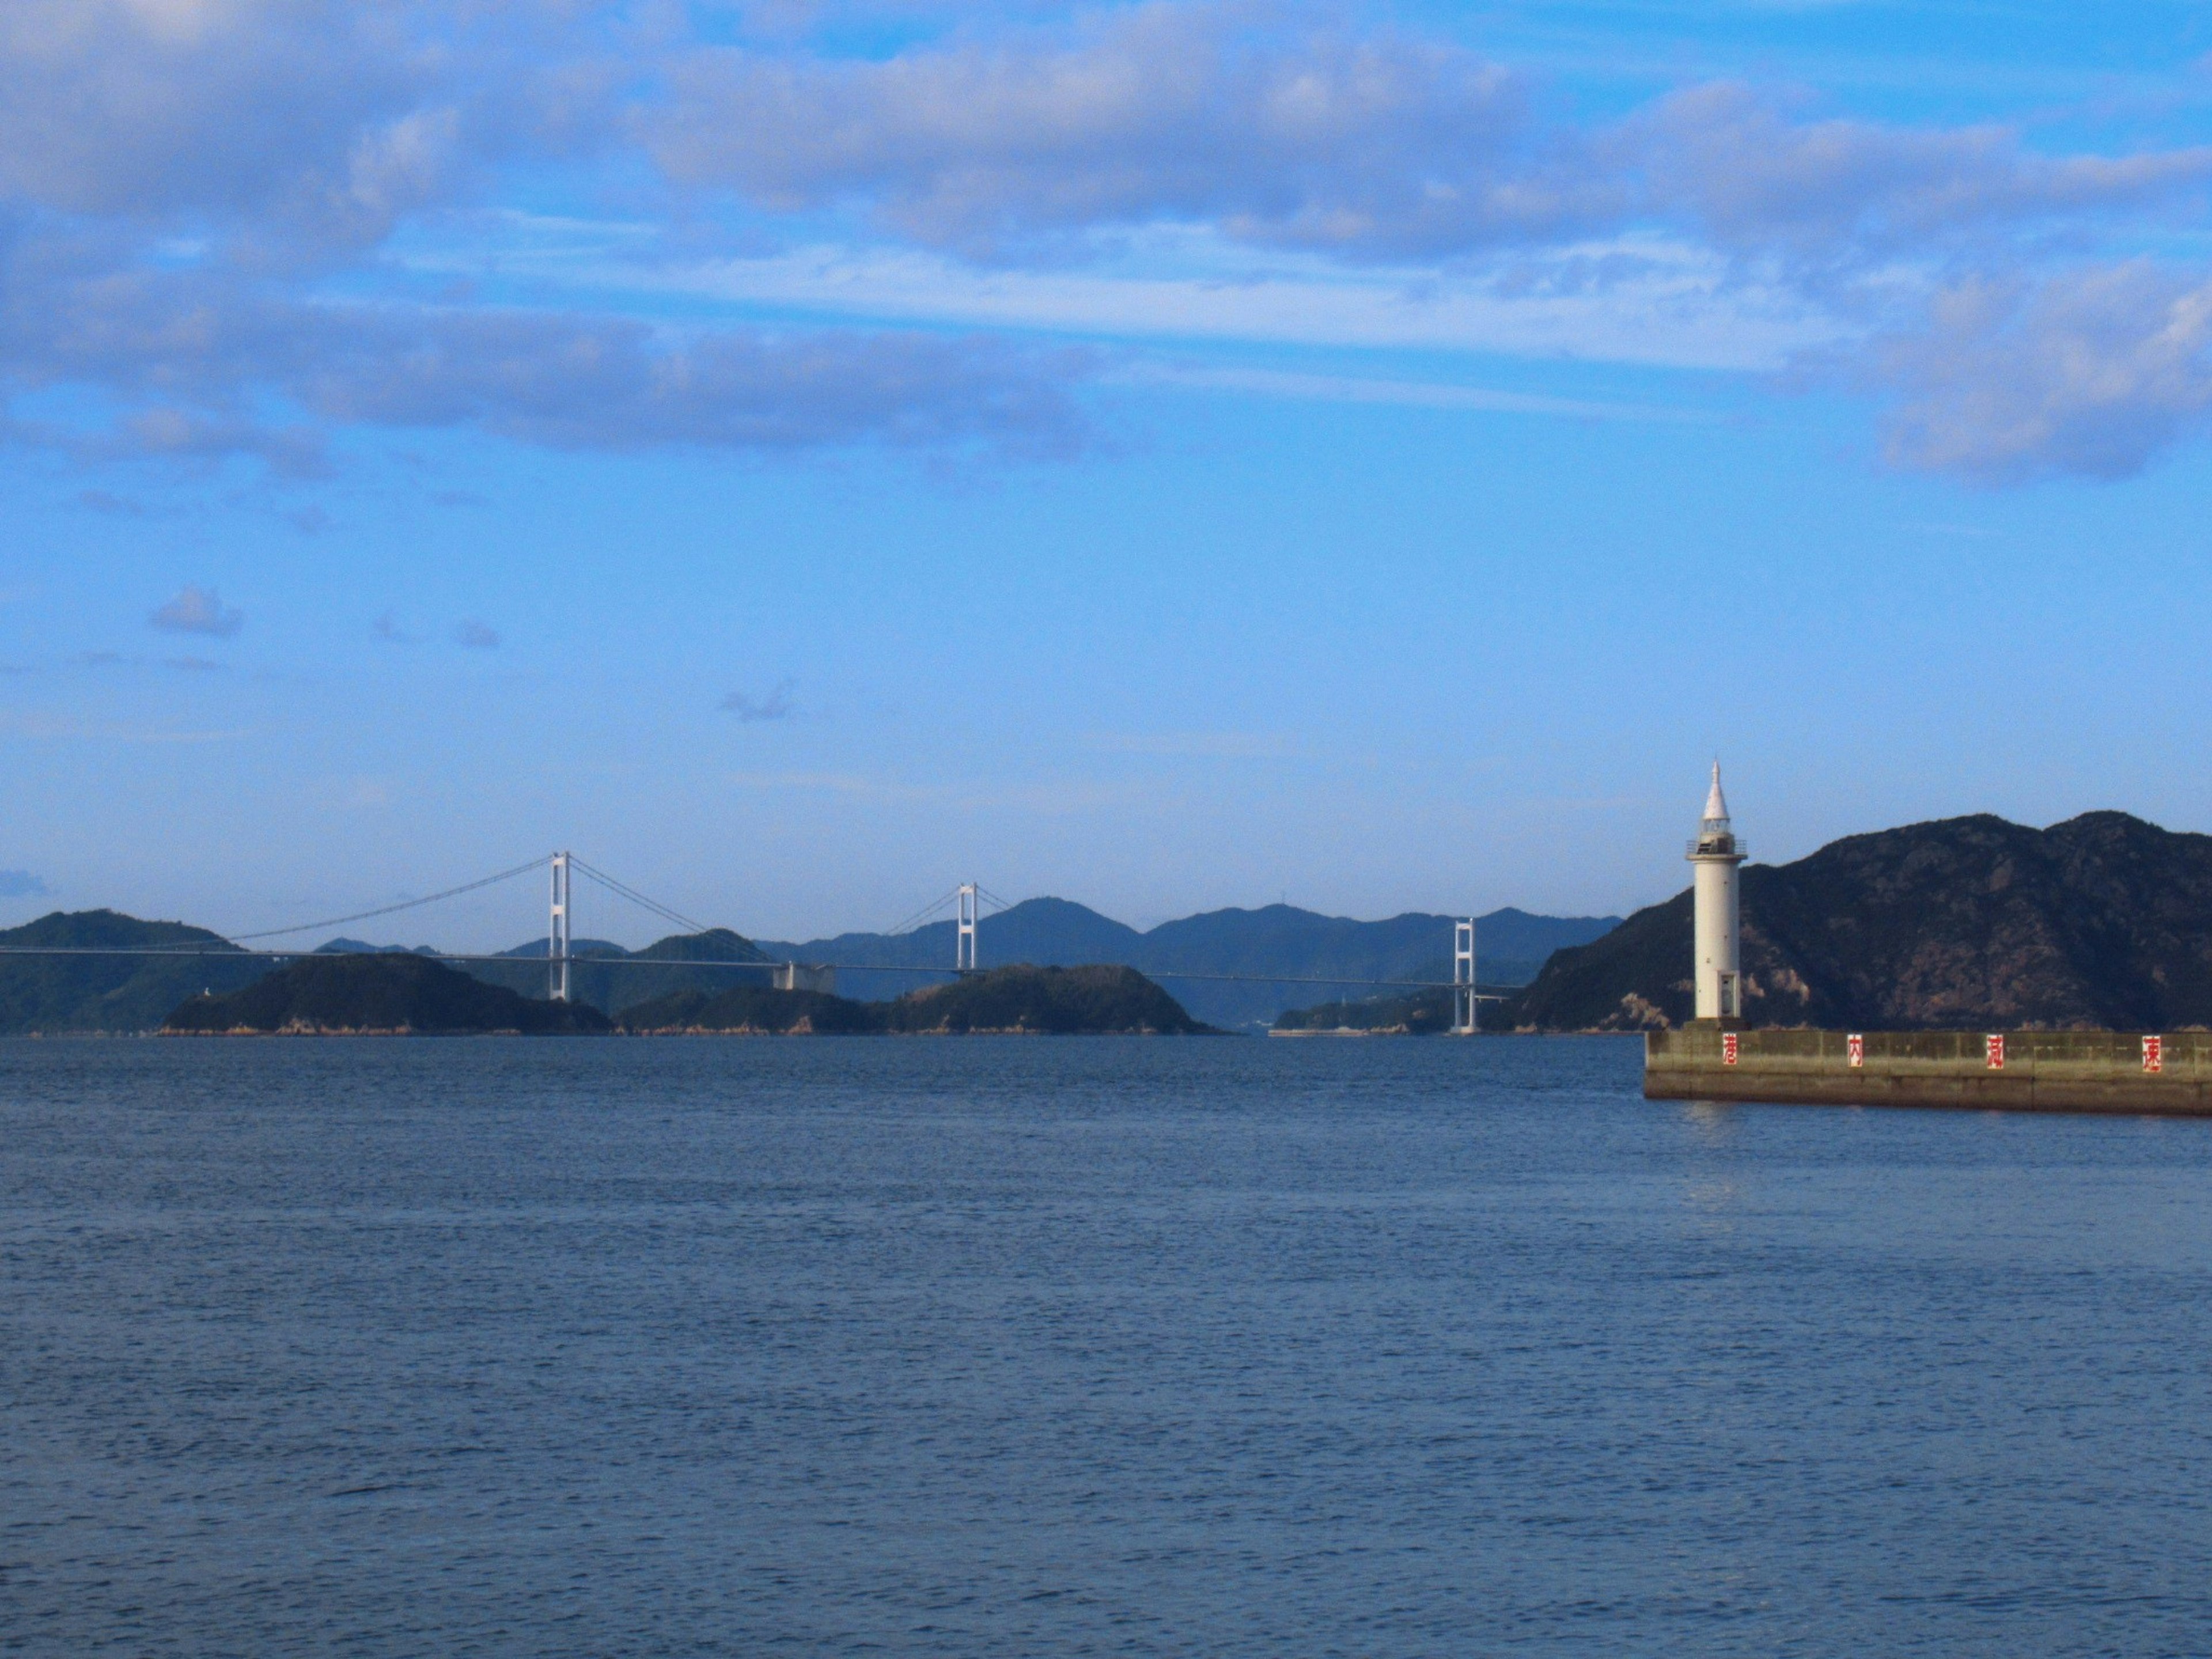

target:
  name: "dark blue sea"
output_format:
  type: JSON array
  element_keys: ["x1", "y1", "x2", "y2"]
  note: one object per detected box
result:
[{"x1": 5, "y1": 1036, "x2": 2210, "y2": 1656}]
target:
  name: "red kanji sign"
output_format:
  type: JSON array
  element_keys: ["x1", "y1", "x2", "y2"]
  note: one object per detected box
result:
[
  {"x1": 1847, "y1": 1033, "x2": 1865, "y2": 1068},
  {"x1": 2143, "y1": 1035, "x2": 2164, "y2": 1074},
  {"x1": 1721, "y1": 1031, "x2": 1739, "y2": 1066},
  {"x1": 1986, "y1": 1033, "x2": 2006, "y2": 1070}
]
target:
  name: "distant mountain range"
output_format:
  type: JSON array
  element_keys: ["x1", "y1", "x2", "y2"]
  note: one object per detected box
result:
[
  {"x1": 459, "y1": 926, "x2": 777, "y2": 1013},
  {"x1": 1508, "y1": 811, "x2": 2212, "y2": 1032},
  {"x1": 26, "y1": 812, "x2": 2212, "y2": 1036},
  {"x1": 0, "y1": 900, "x2": 1621, "y2": 1034},
  {"x1": 26, "y1": 818, "x2": 2212, "y2": 1039},
  {"x1": 427, "y1": 898, "x2": 1620, "y2": 1032},
  {"x1": 748, "y1": 900, "x2": 1620, "y2": 1031}
]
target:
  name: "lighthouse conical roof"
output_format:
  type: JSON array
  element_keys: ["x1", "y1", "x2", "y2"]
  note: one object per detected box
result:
[{"x1": 1702, "y1": 761, "x2": 1729, "y2": 827}]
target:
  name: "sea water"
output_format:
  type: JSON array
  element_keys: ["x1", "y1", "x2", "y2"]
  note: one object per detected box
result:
[{"x1": 3, "y1": 1036, "x2": 2210, "y2": 1656}]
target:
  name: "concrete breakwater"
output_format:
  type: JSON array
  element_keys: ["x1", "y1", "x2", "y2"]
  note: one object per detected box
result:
[{"x1": 1645, "y1": 1026, "x2": 2212, "y2": 1116}]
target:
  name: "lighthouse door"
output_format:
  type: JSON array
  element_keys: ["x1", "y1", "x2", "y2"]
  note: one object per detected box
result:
[{"x1": 1718, "y1": 971, "x2": 1743, "y2": 1020}]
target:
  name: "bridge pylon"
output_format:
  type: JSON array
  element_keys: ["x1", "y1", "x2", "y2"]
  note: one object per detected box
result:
[
  {"x1": 549, "y1": 851, "x2": 572, "y2": 1002},
  {"x1": 1453, "y1": 918, "x2": 1477, "y2": 1035},
  {"x1": 956, "y1": 883, "x2": 979, "y2": 973}
]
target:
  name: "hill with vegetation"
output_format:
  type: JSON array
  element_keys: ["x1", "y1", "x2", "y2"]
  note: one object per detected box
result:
[
  {"x1": 0, "y1": 910, "x2": 264, "y2": 1033},
  {"x1": 1508, "y1": 811, "x2": 2212, "y2": 1032},
  {"x1": 615, "y1": 984, "x2": 878, "y2": 1034},
  {"x1": 164, "y1": 954, "x2": 612, "y2": 1035},
  {"x1": 880, "y1": 964, "x2": 1213, "y2": 1033},
  {"x1": 460, "y1": 927, "x2": 770, "y2": 1010},
  {"x1": 1272, "y1": 988, "x2": 1459, "y2": 1035},
  {"x1": 1271, "y1": 983, "x2": 1518, "y2": 1035},
  {"x1": 616, "y1": 964, "x2": 1210, "y2": 1035}
]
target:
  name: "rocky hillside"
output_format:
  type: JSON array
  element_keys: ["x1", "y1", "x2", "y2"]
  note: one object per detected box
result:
[{"x1": 1509, "y1": 811, "x2": 2212, "y2": 1032}]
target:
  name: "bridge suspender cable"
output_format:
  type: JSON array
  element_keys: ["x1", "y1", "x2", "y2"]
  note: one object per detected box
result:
[{"x1": 566, "y1": 857, "x2": 777, "y2": 964}]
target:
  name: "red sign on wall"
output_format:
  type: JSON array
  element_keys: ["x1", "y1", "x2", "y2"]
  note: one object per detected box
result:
[
  {"x1": 1986, "y1": 1034, "x2": 2006, "y2": 1070},
  {"x1": 1722, "y1": 1031, "x2": 1739, "y2": 1066},
  {"x1": 1847, "y1": 1033, "x2": 1865, "y2": 1068},
  {"x1": 2143, "y1": 1035, "x2": 2164, "y2": 1074}
]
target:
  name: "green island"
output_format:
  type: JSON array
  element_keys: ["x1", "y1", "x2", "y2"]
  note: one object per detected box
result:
[
  {"x1": 166, "y1": 954, "x2": 615, "y2": 1035},
  {"x1": 162, "y1": 957, "x2": 1214, "y2": 1036},
  {"x1": 1271, "y1": 988, "x2": 1463, "y2": 1035}
]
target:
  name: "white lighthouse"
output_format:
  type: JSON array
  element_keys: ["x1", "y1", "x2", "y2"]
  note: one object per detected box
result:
[{"x1": 1687, "y1": 762, "x2": 1747, "y2": 1023}]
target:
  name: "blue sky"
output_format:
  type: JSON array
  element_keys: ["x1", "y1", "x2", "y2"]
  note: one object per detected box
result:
[{"x1": 5, "y1": 0, "x2": 2212, "y2": 948}]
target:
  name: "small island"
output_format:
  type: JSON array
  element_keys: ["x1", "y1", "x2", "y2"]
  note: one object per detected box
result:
[
  {"x1": 163, "y1": 957, "x2": 1213, "y2": 1036},
  {"x1": 1271, "y1": 987, "x2": 1460, "y2": 1035},
  {"x1": 879, "y1": 963, "x2": 1214, "y2": 1034},
  {"x1": 165, "y1": 954, "x2": 613, "y2": 1035},
  {"x1": 619, "y1": 963, "x2": 1215, "y2": 1035},
  {"x1": 616, "y1": 984, "x2": 878, "y2": 1035}
]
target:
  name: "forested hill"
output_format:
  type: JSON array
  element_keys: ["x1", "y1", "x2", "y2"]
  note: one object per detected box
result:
[
  {"x1": 1508, "y1": 811, "x2": 2212, "y2": 1032},
  {"x1": 166, "y1": 955, "x2": 611, "y2": 1035},
  {"x1": 617, "y1": 964, "x2": 1214, "y2": 1036},
  {"x1": 0, "y1": 910, "x2": 264, "y2": 1033}
]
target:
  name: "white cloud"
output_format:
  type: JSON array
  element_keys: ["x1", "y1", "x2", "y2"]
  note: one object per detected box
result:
[
  {"x1": 601, "y1": 234, "x2": 1837, "y2": 372},
  {"x1": 0, "y1": 0, "x2": 2207, "y2": 483},
  {"x1": 1115, "y1": 362, "x2": 1713, "y2": 423},
  {"x1": 655, "y1": 5, "x2": 1601, "y2": 260},
  {"x1": 149, "y1": 582, "x2": 242, "y2": 635},
  {"x1": 722, "y1": 678, "x2": 798, "y2": 721},
  {"x1": 1631, "y1": 82, "x2": 2212, "y2": 277},
  {"x1": 0, "y1": 222, "x2": 1100, "y2": 466},
  {"x1": 0, "y1": 0, "x2": 452, "y2": 246},
  {"x1": 1873, "y1": 264, "x2": 2212, "y2": 482}
]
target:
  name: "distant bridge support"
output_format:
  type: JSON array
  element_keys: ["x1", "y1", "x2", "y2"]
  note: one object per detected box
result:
[
  {"x1": 956, "y1": 883, "x2": 979, "y2": 974},
  {"x1": 549, "y1": 851, "x2": 571, "y2": 1002},
  {"x1": 1453, "y1": 918, "x2": 1477, "y2": 1035},
  {"x1": 774, "y1": 963, "x2": 837, "y2": 994}
]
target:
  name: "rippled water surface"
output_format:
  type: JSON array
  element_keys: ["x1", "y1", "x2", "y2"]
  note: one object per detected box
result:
[{"x1": 5, "y1": 1036, "x2": 2212, "y2": 1656}]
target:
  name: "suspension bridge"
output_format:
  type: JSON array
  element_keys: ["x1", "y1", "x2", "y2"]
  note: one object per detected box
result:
[{"x1": 0, "y1": 851, "x2": 1508, "y2": 1031}]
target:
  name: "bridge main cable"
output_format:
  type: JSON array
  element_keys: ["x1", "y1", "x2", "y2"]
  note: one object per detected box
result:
[{"x1": 80, "y1": 856, "x2": 557, "y2": 952}]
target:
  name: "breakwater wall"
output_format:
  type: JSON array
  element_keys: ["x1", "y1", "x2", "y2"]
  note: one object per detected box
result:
[{"x1": 1645, "y1": 1027, "x2": 2212, "y2": 1116}]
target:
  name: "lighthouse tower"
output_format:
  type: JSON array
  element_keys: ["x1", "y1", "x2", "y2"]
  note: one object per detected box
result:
[{"x1": 1687, "y1": 763, "x2": 1747, "y2": 1024}]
